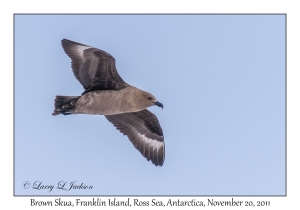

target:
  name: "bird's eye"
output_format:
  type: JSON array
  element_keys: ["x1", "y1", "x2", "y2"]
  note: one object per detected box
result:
[{"x1": 148, "y1": 97, "x2": 153, "y2": 100}]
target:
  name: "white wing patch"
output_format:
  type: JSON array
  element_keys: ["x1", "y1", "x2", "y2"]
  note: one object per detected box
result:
[
  {"x1": 76, "y1": 45, "x2": 91, "y2": 56},
  {"x1": 139, "y1": 134, "x2": 164, "y2": 153}
]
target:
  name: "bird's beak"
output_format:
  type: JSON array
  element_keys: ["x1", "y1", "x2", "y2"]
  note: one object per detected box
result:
[{"x1": 154, "y1": 101, "x2": 163, "y2": 109}]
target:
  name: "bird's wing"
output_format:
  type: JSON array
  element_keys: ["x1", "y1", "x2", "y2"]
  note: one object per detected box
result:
[
  {"x1": 105, "y1": 109, "x2": 165, "y2": 166},
  {"x1": 61, "y1": 39, "x2": 128, "y2": 94}
]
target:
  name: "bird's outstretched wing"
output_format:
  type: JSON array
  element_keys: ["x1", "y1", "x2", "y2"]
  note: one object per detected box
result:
[
  {"x1": 61, "y1": 39, "x2": 128, "y2": 94},
  {"x1": 105, "y1": 109, "x2": 165, "y2": 166}
]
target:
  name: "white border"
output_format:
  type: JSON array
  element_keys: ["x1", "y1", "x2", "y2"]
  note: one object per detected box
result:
[{"x1": 2, "y1": 0, "x2": 298, "y2": 209}]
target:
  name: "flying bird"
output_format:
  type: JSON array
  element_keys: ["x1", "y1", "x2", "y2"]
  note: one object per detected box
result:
[{"x1": 53, "y1": 39, "x2": 165, "y2": 166}]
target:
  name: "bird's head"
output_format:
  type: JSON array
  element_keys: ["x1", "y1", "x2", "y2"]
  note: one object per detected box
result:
[{"x1": 141, "y1": 91, "x2": 163, "y2": 109}]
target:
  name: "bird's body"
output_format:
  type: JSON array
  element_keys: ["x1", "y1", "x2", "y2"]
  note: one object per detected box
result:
[
  {"x1": 65, "y1": 86, "x2": 155, "y2": 115},
  {"x1": 53, "y1": 39, "x2": 165, "y2": 166}
]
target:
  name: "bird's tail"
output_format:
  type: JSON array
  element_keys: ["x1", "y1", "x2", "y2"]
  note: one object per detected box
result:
[{"x1": 52, "y1": 95, "x2": 80, "y2": 116}]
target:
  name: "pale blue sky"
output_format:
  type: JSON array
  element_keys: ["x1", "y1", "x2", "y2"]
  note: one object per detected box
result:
[{"x1": 14, "y1": 14, "x2": 285, "y2": 195}]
